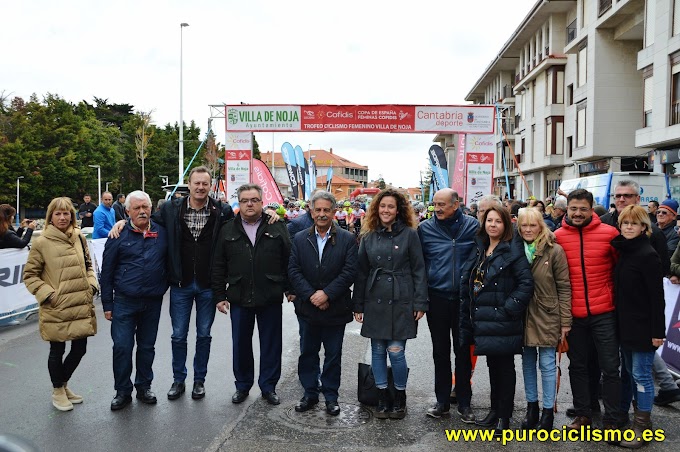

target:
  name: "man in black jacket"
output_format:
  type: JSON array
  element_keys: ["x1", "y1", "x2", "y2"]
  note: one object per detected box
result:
[
  {"x1": 112, "y1": 194, "x2": 128, "y2": 222},
  {"x1": 78, "y1": 194, "x2": 96, "y2": 228},
  {"x1": 288, "y1": 191, "x2": 357, "y2": 416},
  {"x1": 151, "y1": 166, "x2": 234, "y2": 401},
  {"x1": 212, "y1": 183, "x2": 291, "y2": 406}
]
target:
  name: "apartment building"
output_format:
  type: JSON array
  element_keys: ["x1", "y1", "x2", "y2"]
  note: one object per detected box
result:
[{"x1": 461, "y1": 0, "x2": 680, "y2": 201}]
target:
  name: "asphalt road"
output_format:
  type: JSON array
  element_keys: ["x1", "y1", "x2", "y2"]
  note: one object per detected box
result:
[{"x1": 1, "y1": 293, "x2": 679, "y2": 451}]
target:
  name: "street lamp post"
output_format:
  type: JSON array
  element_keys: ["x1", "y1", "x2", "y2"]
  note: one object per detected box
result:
[
  {"x1": 88, "y1": 164, "x2": 101, "y2": 205},
  {"x1": 16, "y1": 176, "x2": 24, "y2": 228},
  {"x1": 179, "y1": 22, "x2": 189, "y2": 185},
  {"x1": 105, "y1": 181, "x2": 112, "y2": 193}
]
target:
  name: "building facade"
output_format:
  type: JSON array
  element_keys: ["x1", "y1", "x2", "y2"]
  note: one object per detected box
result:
[
  {"x1": 260, "y1": 148, "x2": 368, "y2": 200},
  {"x1": 461, "y1": 0, "x2": 680, "y2": 202}
]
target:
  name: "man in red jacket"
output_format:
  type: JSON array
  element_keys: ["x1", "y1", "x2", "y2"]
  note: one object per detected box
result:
[{"x1": 554, "y1": 189, "x2": 624, "y2": 432}]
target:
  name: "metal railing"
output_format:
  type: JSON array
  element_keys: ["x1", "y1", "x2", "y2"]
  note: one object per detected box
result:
[
  {"x1": 567, "y1": 19, "x2": 577, "y2": 44},
  {"x1": 502, "y1": 85, "x2": 513, "y2": 99},
  {"x1": 672, "y1": 102, "x2": 680, "y2": 125}
]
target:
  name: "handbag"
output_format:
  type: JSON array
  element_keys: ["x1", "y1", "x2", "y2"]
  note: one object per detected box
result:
[{"x1": 357, "y1": 362, "x2": 409, "y2": 406}]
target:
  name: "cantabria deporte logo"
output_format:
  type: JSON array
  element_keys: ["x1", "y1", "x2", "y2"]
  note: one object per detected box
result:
[{"x1": 227, "y1": 108, "x2": 239, "y2": 125}]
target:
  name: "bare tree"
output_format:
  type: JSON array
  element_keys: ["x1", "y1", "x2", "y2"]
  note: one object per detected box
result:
[{"x1": 135, "y1": 111, "x2": 155, "y2": 191}]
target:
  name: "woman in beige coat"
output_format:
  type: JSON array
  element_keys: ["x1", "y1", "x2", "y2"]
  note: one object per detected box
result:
[
  {"x1": 517, "y1": 208, "x2": 571, "y2": 431},
  {"x1": 23, "y1": 197, "x2": 98, "y2": 412}
]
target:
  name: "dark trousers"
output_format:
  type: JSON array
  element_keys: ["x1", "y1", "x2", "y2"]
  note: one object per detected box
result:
[
  {"x1": 567, "y1": 311, "x2": 622, "y2": 425},
  {"x1": 111, "y1": 296, "x2": 162, "y2": 395},
  {"x1": 487, "y1": 354, "x2": 516, "y2": 418},
  {"x1": 48, "y1": 339, "x2": 87, "y2": 388},
  {"x1": 297, "y1": 317, "x2": 346, "y2": 402},
  {"x1": 426, "y1": 292, "x2": 472, "y2": 408},
  {"x1": 230, "y1": 303, "x2": 282, "y2": 393}
]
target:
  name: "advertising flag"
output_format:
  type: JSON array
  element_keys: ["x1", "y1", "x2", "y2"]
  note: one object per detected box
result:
[
  {"x1": 452, "y1": 134, "x2": 467, "y2": 202},
  {"x1": 428, "y1": 145, "x2": 449, "y2": 190},
  {"x1": 309, "y1": 157, "x2": 317, "y2": 191},
  {"x1": 326, "y1": 167, "x2": 333, "y2": 192},
  {"x1": 281, "y1": 142, "x2": 299, "y2": 199},
  {"x1": 294, "y1": 145, "x2": 308, "y2": 200},
  {"x1": 252, "y1": 158, "x2": 284, "y2": 205}
]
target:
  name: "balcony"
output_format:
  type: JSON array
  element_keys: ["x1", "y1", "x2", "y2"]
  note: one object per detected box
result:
[
  {"x1": 566, "y1": 19, "x2": 577, "y2": 44},
  {"x1": 672, "y1": 102, "x2": 680, "y2": 126},
  {"x1": 514, "y1": 114, "x2": 521, "y2": 131},
  {"x1": 598, "y1": 0, "x2": 613, "y2": 17},
  {"x1": 502, "y1": 85, "x2": 514, "y2": 100},
  {"x1": 501, "y1": 120, "x2": 515, "y2": 138}
]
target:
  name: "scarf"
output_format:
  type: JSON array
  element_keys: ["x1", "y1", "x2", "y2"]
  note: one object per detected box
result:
[{"x1": 523, "y1": 240, "x2": 537, "y2": 264}]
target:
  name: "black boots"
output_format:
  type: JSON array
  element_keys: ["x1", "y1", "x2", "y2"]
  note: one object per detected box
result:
[
  {"x1": 494, "y1": 418, "x2": 510, "y2": 438},
  {"x1": 521, "y1": 402, "x2": 539, "y2": 429},
  {"x1": 538, "y1": 408, "x2": 554, "y2": 431},
  {"x1": 390, "y1": 390, "x2": 407, "y2": 419},
  {"x1": 475, "y1": 409, "x2": 498, "y2": 428},
  {"x1": 375, "y1": 388, "x2": 390, "y2": 419}
]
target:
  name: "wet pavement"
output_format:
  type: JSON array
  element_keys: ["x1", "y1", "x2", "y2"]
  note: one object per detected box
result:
[{"x1": 1, "y1": 293, "x2": 678, "y2": 451}]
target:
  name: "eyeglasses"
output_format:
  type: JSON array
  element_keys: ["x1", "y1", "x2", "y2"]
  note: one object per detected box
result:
[
  {"x1": 656, "y1": 211, "x2": 670, "y2": 216},
  {"x1": 239, "y1": 198, "x2": 262, "y2": 204},
  {"x1": 567, "y1": 207, "x2": 591, "y2": 213},
  {"x1": 613, "y1": 193, "x2": 636, "y2": 199}
]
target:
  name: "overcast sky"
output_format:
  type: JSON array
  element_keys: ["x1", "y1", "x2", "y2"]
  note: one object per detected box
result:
[{"x1": 4, "y1": 0, "x2": 537, "y2": 188}]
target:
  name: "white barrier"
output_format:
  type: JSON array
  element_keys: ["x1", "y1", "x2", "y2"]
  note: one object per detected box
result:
[{"x1": 0, "y1": 238, "x2": 107, "y2": 318}]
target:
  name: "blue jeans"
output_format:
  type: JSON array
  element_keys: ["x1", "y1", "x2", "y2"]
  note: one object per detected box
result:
[
  {"x1": 111, "y1": 296, "x2": 162, "y2": 395},
  {"x1": 371, "y1": 339, "x2": 408, "y2": 391},
  {"x1": 522, "y1": 346, "x2": 557, "y2": 409},
  {"x1": 170, "y1": 281, "x2": 215, "y2": 383},
  {"x1": 230, "y1": 303, "x2": 282, "y2": 393},
  {"x1": 620, "y1": 348, "x2": 656, "y2": 412},
  {"x1": 297, "y1": 317, "x2": 346, "y2": 402}
]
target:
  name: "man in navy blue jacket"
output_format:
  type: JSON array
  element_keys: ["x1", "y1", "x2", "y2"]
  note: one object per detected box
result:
[
  {"x1": 288, "y1": 191, "x2": 357, "y2": 416},
  {"x1": 418, "y1": 188, "x2": 479, "y2": 421},
  {"x1": 100, "y1": 190, "x2": 168, "y2": 411}
]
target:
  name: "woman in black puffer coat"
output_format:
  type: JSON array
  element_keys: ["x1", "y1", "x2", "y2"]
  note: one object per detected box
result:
[{"x1": 460, "y1": 205, "x2": 533, "y2": 437}]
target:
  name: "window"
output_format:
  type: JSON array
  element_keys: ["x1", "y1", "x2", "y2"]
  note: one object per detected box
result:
[
  {"x1": 576, "y1": 101, "x2": 587, "y2": 148},
  {"x1": 578, "y1": 43, "x2": 588, "y2": 87},
  {"x1": 567, "y1": 136, "x2": 573, "y2": 158},
  {"x1": 645, "y1": 0, "x2": 655, "y2": 47},
  {"x1": 546, "y1": 67, "x2": 565, "y2": 105},
  {"x1": 532, "y1": 80, "x2": 536, "y2": 117},
  {"x1": 642, "y1": 66, "x2": 653, "y2": 128},
  {"x1": 672, "y1": 53, "x2": 680, "y2": 125},
  {"x1": 567, "y1": 18, "x2": 577, "y2": 44},
  {"x1": 531, "y1": 125, "x2": 536, "y2": 163},
  {"x1": 567, "y1": 84, "x2": 574, "y2": 106},
  {"x1": 520, "y1": 137, "x2": 526, "y2": 163},
  {"x1": 546, "y1": 117, "x2": 565, "y2": 155}
]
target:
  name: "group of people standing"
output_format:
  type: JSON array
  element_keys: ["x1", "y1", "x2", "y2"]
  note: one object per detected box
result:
[{"x1": 15, "y1": 171, "x2": 673, "y2": 448}]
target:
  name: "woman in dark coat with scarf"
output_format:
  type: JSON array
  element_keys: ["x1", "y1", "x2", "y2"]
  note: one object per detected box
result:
[
  {"x1": 611, "y1": 205, "x2": 665, "y2": 449},
  {"x1": 460, "y1": 205, "x2": 533, "y2": 437},
  {"x1": 353, "y1": 189, "x2": 428, "y2": 420}
]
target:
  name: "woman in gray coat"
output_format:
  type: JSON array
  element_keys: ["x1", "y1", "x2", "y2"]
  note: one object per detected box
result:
[{"x1": 353, "y1": 189, "x2": 428, "y2": 420}]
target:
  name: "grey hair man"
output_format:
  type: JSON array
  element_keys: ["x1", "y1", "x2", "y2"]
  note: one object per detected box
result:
[
  {"x1": 288, "y1": 190, "x2": 357, "y2": 416},
  {"x1": 477, "y1": 195, "x2": 502, "y2": 221},
  {"x1": 100, "y1": 190, "x2": 169, "y2": 410},
  {"x1": 552, "y1": 197, "x2": 567, "y2": 228}
]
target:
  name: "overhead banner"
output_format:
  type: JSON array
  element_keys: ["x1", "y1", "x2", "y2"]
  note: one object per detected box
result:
[
  {"x1": 252, "y1": 158, "x2": 284, "y2": 206},
  {"x1": 465, "y1": 134, "x2": 495, "y2": 205},
  {"x1": 225, "y1": 105, "x2": 495, "y2": 134},
  {"x1": 452, "y1": 134, "x2": 467, "y2": 201},
  {"x1": 428, "y1": 145, "x2": 449, "y2": 190}
]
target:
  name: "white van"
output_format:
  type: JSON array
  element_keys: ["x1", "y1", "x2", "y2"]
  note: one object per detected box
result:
[{"x1": 558, "y1": 172, "x2": 668, "y2": 208}]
